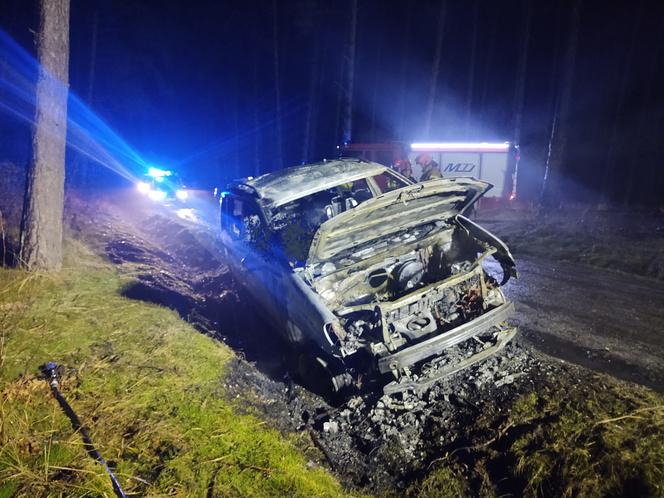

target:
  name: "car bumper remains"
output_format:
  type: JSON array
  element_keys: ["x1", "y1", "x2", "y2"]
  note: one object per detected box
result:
[{"x1": 379, "y1": 302, "x2": 516, "y2": 394}]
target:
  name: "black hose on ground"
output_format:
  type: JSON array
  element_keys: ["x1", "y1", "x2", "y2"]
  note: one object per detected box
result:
[{"x1": 40, "y1": 362, "x2": 127, "y2": 498}]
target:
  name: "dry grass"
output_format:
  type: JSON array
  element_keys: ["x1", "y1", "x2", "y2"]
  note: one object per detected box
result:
[
  {"x1": 404, "y1": 465, "x2": 468, "y2": 498},
  {"x1": 508, "y1": 379, "x2": 664, "y2": 497},
  {"x1": 0, "y1": 240, "x2": 357, "y2": 497},
  {"x1": 410, "y1": 373, "x2": 664, "y2": 498}
]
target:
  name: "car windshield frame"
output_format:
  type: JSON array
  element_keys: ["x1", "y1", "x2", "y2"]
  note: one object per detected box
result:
[
  {"x1": 267, "y1": 174, "x2": 399, "y2": 266},
  {"x1": 366, "y1": 169, "x2": 410, "y2": 195}
]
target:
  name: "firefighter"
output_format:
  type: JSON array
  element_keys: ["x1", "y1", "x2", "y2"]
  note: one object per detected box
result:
[
  {"x1": 415, "y1": 154, "x2": 441, "y2": 181},
  {"x1": 392, "y1": 159, "x2": 416, "y2": 183}
]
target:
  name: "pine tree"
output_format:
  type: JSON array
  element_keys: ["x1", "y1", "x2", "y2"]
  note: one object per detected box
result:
[
  {"x1": 20, "y1": 0, "x2": 70, "y2": 271},
  {"x1": 341, "y1": 0, "x2": 358, "y2": 144},
  {"x1": 541, "y1": 0, "x2": 581, "y2": 209},
  {"x1": 272, "y1": 0, "x2": 283, "y2": 170},
  {"x1": 423, "y1": 0, "x2": 446, "y2": 139},
  {"x1": 512, "y1": 0, "x2": 532, "y2": 146}
]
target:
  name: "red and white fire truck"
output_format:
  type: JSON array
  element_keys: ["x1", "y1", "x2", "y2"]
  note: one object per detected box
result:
[{"x1": 340, "y1": 141, "x2": 520, "y2": 206}]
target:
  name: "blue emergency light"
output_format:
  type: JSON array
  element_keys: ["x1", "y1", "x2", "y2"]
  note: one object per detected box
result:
[{"x1": 147, "y1": 166, "x2": 172, "y2": 178}]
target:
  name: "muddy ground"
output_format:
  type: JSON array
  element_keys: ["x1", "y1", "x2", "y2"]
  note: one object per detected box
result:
[
  {"x1": 64, "y1": 191, "x2": 664, "y2": 494},
  {"x1": 479, "y1": 207, "x2": 664, "y2": 392}
]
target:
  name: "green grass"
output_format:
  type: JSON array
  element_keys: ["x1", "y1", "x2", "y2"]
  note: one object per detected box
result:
[
  {"x1": 0, "y1": 240, "x2": 355, "y2": 497},
  {"x1": 404, "y1": 466, "x2": 468, "y2": 498},
  {"x1": 410, "y1": 374, "x2": 664, "y2": 498},
  {"x1": 508, "y1": 379, "x2": 664, "y2": 497}
]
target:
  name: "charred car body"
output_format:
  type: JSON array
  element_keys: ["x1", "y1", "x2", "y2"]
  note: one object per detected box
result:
[{"x1": 219, "y1": 159, "x2": 517, "y2": 394}]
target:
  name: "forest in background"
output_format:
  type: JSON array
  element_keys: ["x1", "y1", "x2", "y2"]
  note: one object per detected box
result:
[{"x1": 0, "y1": 0, "x2": 663, "y2": 205}]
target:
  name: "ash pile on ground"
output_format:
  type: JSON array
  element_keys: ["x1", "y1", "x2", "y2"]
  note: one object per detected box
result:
[
  {"x1": 223, "y1": 335, "x2": 561, "y2": 492},
  {"x1": 70, "y1": 196, "x2": 571, "y2": 493}
]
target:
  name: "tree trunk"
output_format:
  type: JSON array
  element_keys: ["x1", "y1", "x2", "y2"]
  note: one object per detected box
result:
[
  {"x1": 369, "y1": 39, "x2": 383, "y2": 141},
  {"x1": 272, "y1": 0, "x2": 283, "y2": 170},
  {"x1": 478, "y1": 14, "x2": 496, "y2": 127},
  {"x1": 630, "y1": 12, "x2": 664, "y2": 206},
  {"x1": 511, "y1": 0, "x2": 532, "y2": 146},
  {"x1": 85, "y1": 10, "x2": 98, "y2": 105},
  {"x1": 252, "y1": 19, "x2": 261, "y2": 176},
  {"x1": 302, "y1": 3, "x2": 321, "y2": 163},
  {"x1": 623, "y1": 4, "x2": 656, "y2": 206},
  {"x1": 341, "y1": 0, "x2": 358, "y2": 144},
  {"x1": 396, "y1": 0, "x2": 414, "y2": 140},
  {"x1": 20, "y1": 0, "x2": 70, "y2": 271},
  {"x1": 423, "y1": 0, "x2": 446, "y2": 140},
  {"x1": 463, "y1": 0, "x2": 479, "y2": 139},
  {"x1": 541, "y1": 0, "x2": 581, "y2": 208},
  {"x1": 233, "y1": 94, "x2": 240, "y2": 178},
  {"x1": 600, "y1": 0, "x2": 643, "y2": 205},
  {"x1": 540, "y1": 109, "x2": 558, "y2": 208},
  {"x1": 78, "y1": 7, "x2": 98, "y2": 189},
  {"x1": 538, "y1": 4, "x2": 562, "y2": 207}
]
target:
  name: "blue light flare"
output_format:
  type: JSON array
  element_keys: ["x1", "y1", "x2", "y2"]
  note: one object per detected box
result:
[
  {"x1": 147, "y1": 167, "x2": 172, "y2": 178},
  {"x1": 0, "y1": 29, "x2": 223, "y2": 237},
  {"x1": 0, "y1": 29, "x2": 150, "y2": 183}
]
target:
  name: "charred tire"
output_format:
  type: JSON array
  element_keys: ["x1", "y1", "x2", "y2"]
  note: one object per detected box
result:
[{"x1": 296, "y1": 348, "x2": 351, "y2": 401}]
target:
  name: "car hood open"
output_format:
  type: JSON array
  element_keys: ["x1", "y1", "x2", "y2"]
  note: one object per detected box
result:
[{"x1": 307, "y1": 177, "x2": 492, "y2": 266}]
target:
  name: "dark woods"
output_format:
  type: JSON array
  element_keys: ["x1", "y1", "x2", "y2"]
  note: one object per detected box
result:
[{"x1": 0, "y1": 0, "x2": 663, "y2": 206}]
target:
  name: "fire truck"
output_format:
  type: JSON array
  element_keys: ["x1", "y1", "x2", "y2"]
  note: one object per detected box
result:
[{"x1": 340, "y1": 141, "x2": 520, "y2": 206}]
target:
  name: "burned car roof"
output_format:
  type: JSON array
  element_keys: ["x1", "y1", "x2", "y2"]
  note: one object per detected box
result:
[{"x1": 243, "y1": 159, "x2": 388, "y2": 207}]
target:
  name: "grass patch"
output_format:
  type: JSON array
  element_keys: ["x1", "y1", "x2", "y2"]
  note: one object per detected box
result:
[
  {"x1": 0, "y1": 240, "x2": 354, "y2": 497},
  {"x1": 404, "y1": 465, "x2": 468, "y2": 498},
  {"x1": 409, "y1": 375, "x2": 664, "y2": 497},
  {"x1": 508, "y1": 380, "x2": 664, "y2": 497}
]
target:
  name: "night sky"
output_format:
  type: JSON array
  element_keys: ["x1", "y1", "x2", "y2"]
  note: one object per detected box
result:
[{"x1": 1, "y1": 0, "x2": 663, "y2": 204}]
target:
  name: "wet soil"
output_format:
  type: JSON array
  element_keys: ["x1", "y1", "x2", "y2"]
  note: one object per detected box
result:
[
  {"x1": 70, "y1": 193, "x2": 294, "y2": 382},
  {"x1": 486, "y1": 246, "x2": 664, "y2": 393},
  {"x1": 67, "y1": 192, "x2": 664, "y2": 494}
]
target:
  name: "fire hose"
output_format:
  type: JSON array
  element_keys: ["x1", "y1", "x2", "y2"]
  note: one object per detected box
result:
[{"x1": 40, "y1": 362, "x2": 127, "y2": 498}]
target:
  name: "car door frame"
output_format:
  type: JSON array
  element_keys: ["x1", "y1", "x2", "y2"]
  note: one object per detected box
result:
[{"x1": 219, "y1": 192, "x2": 287, "y2": 327}]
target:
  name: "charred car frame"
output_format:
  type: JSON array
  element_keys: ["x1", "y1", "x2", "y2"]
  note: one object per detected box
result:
[{"x1": 219, "y1": 159, "x2": 517, "y2": 394}]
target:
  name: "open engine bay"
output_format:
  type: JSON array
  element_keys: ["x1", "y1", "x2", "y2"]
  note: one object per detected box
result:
[{"x1": 305, "y1": 217, "x2": 516, "y2": 391}]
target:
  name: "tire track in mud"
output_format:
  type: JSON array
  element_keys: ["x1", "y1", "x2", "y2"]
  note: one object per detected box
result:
[{"x1": 104, "y1": 216, "x2": 294, "y2": 380}]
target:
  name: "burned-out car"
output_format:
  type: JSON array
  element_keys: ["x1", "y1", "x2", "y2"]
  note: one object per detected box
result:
[{"x1": 219, "y1": 159, "x2": 517, "y2": 394}]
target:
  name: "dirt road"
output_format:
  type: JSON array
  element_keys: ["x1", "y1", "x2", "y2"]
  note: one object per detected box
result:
[{"x1": 499, "y1": 258, "x2": 664, "y2": 392}]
